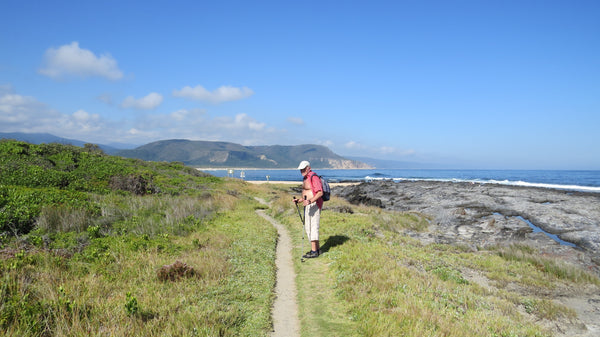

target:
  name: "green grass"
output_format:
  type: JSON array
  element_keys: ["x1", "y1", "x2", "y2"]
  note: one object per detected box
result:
[
  {"x1": 268, "y1": 189, "x2": 598, "y2": 337},
  {"x1": 0, "y1": 140, "x2": 279, "y2": 336},
  {"x1": 1, "y1": 190, "x2": 277, "y2": 336}
]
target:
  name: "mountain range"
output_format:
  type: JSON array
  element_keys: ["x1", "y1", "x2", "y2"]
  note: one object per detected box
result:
[
  {"x1": 115, "y1": 139, "x2": 372, "y2": 169},
  {"x1": 0, "y1": 132, "x2": 372, "y2": 169}
]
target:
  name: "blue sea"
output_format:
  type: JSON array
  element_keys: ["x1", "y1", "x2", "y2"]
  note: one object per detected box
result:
[{"x1": 203, "y1": 169, "x2": 600, "y2": 193}]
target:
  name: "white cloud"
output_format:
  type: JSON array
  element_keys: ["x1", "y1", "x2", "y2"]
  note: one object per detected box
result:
[
  {"x1": 1, "y1": 87, "x2": 409, "y2": 157},
  {"x1": 376, "y1": 146, "x2": 416, "y2": 157},
  {"x1": 287, "y1": 116, "x2": 304, "y2": 125},
  {"x1": 379, "y1": 146, "x2": 397, "y2": 154},
  {"x1": 103, "y1": 108, "x2": 276, "y2": 145},
  {"x1": 339, "y1": 141, "x2": 418, "y2": 160},
  {"x1": 170, "y1": 109, "x2": 189, "y2": 121},
  {"x1": 39, "y1": 41, "x2": 123, "y2": 80},
  {"x1": 70, "y1": 109, "x2": 102, "y2": 131},
  {"x1": 173, "y1": 85, "x2": 254, "y2": 103},
  {"x1": 121, "y1": 92, "x2": 163, "y2": 110},
  {"x1": 128, "y1": 128, "x2": 142, "y2": 135},
  {"x1": 235, "y1": 113, "x2": 265, "y2": 131},
  {"x1": 0, "y1": 89, "x2": 110, "y2": 140},
  {"x1": 317, "y1": 140, "x2": 334, "y2": 147},
  {"x1": 0, "y1": 91, "x2": 60, "y2": 127},
  {"x1": 344, "y1": 141, "x2": 366, "y2": 150},
  {"x1": 0, "y1": 87, "x2": 286, "y2": 147},
  {"x1": 173, "y1": 108, "x2": 205, "y2": 120}
]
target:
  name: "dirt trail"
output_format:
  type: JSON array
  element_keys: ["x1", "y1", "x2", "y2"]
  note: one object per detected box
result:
[{"x1": 255, "y1": 197, "x2": 300, "y2": 337}]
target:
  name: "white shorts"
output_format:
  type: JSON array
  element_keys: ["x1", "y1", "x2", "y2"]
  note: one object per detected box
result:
[{"x1": 304, "y1": 203, "x2": 321, "y2": 241}]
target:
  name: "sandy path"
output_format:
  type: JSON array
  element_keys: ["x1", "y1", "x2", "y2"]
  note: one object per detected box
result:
[{"x1": 255, "y1": 198, "x2": 300, "y2": 337}]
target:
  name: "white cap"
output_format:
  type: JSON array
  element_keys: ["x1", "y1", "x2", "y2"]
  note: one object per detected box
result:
[{"x1": 297, "y1": 160, "x2": 310, "y2": 170}]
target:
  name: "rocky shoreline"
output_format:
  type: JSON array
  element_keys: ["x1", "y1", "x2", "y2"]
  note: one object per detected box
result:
[{"x1": 334, "y1": 180, "x2": 600, "y2": 274}]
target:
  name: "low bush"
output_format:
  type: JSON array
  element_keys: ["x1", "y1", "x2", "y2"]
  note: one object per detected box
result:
[
  {"x1": 109, "y1": 174, "x2": 157, "y2": 195},
  {"x1": 0, "y1": 185, "x2": 95, "y2": 235}
]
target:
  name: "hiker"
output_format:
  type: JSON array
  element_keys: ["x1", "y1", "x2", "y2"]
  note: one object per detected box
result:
[{"x1": 295, "y1": 160, "x2": 323, "y2": 259}]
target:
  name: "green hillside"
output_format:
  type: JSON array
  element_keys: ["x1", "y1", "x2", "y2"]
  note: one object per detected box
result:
[
  {"x1": 0, "y1": 139, "x2": 276, "y2": 335},
  {"x1": 0, "y1": 140, "x2": 218, "y2": 235},
  {"x1": 116, "y1": 139, "x2": 372, "y2": 168}
]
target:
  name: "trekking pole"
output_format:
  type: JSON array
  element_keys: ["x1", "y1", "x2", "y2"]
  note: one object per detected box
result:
[
  {"x1": 295, "y1": 196, "x2": 309, "y2": 262},
  {"x1": 293, "y1": 196, "x2": 304, "y2": 240}
]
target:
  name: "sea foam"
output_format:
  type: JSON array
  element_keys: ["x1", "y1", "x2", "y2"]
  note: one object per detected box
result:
[{"x1": 364, "y1": 176, "x2": 600, "y2": 193}]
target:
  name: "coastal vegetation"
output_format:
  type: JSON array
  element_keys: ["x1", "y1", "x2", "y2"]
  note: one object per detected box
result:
[
  {"x1": 0, "y1": 140, "x2": 276, "y2": 336},
  {"x1": 1, "y1": 139, "x2": 598, "y2": 336}
]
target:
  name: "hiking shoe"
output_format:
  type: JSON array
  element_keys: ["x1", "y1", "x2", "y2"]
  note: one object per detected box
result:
[{"x1": 302, "y1": 250, "x2": 319, "y2": 259}]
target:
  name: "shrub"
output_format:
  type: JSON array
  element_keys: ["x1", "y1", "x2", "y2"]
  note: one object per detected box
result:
[
  {"x1": 0, "y1": 185, "x2": 96, "y2": 236},
  {"x1": 109, "y1": 174, "x2": 157, "y2": 195}
]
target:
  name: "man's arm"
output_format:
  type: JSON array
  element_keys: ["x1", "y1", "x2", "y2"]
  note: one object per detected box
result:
[{"x1": 309, "y1": 190, "x2": 323, "y2": 204}]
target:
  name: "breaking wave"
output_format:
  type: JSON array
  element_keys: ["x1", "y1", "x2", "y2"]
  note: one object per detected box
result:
[{"x1": 364, "y1": 176, "x2": 600, "y2": 193}]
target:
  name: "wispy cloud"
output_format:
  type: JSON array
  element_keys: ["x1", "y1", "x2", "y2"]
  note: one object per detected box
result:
[
  {"x1": 129, "y1": 110, "x2": 276, "y2": 145},
  {"x1": 1, "y1": 85, "x2": 419, "y2": 161},
  {"x1": 0, "y1": 87, "x2": 59, "y2": 128},
  {"x1": 344, "y1": 140, "x2": 366, "y2": 150},
  {"x1": 121, "y1": 92, "x2": 163, "y2": 110},
  {"x1": 232, "y1": 113, "x2": 266, "y2": 131},
  {"x1": 0, "y1": 88, "x2": 107, "y2": 138},
  {"x1": 381, "y1": 147, "x2": 415, "y2": 156},
  {"x1": 172, "y1": 85, "x2": 254, "y2": 103},
  {"x1": 63, "y1": 110, "x2": 103, "y2": 132},
  {"x1": 342, "y1": 140, "x2": 416, "y2": 159},
  {"x1": 0, "y1": 87, "x2": 280, "y2": 145},
  {"x1": 39, "y1": 42, "x2": 123, "y2": 80},
  {"x1": 287, "y1": 117, "x2": 304, "y2": 125}
]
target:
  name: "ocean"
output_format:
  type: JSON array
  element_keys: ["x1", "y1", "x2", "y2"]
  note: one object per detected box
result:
[{"x1": 202, "y1": 169, "x2": 600, "y2": 193}]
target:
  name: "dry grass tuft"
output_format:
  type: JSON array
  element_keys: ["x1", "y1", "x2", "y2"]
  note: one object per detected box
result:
[
  {"x1": 36, "y1": 206, "x2": 92, "y2": 233},
  {"x1": 157, "y1": 260, "x2": 197, "y2": 281}
]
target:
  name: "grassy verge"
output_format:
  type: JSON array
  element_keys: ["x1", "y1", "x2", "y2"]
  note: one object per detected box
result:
[
  {"x1": 1, "y1": 181, "x2": 278, "y2": 336},
  {"x1": 1, "y1": 140, "x2": 284, "y2": 336},
  {"x1": 268, "y1": 187, "x2": 599, "y2": 337}
]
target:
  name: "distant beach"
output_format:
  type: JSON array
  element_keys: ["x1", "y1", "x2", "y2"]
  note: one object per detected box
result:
[{"x1": 246, "y1": 180, "x2": 359, "y2": 187}]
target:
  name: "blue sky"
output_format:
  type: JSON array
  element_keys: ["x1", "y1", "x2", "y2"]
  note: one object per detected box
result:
[{"x1": 1, "y1": 0, "x2": 599, "y2": 169}]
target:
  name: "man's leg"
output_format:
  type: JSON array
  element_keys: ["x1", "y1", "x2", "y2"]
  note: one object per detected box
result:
[
  {"x1": 312, "y1": 208, "x2": 320, "y2": 254},
  {"x1": 303, "y1": 204, "x2": 321, "y2": 258},
  {"x1": 304, "y1": 206, "x2": 310, "y2": 241}
]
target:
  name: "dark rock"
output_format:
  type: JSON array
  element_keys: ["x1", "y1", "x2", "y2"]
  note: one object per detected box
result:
[{"x1": 334, "y1": 181, "x2": 600, "y2": 273}]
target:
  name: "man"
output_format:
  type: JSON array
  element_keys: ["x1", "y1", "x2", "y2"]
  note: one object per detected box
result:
[{"x1": 295, "y1": 160, "x2": 323, "y2": 259}]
